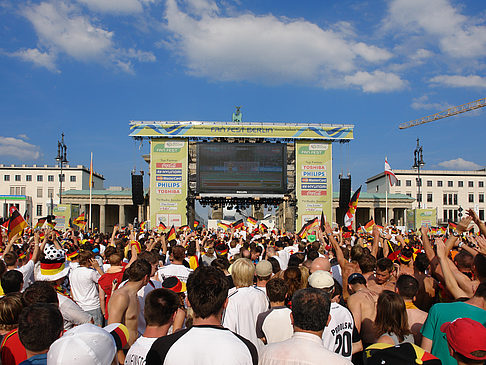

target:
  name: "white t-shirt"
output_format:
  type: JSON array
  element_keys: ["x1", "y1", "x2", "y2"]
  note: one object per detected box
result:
[
  {"x1": 69, "y1": 266, "x2": 101, "y2": 311},
  {"x1": 16, "y1": 260, "x2": 35, "y2": 289},
  {"x1": 256, "y1": 306, "x2": 293, "y2": 344},
  {"x1": 322, "y1": 302, "x2": 356, "y2": 360},
  {"x1": 223, "y1": 286, "x2": 269, "y2": 351},
  {"x1": 124, "y1": 336, "x2": 158, "y2": 365},
  {"x1": 157, "y1": 264, "x2": 192, "y2": 283},
  {"x1": 57, "y1": 293, "x2": 93, "y2": 330}
]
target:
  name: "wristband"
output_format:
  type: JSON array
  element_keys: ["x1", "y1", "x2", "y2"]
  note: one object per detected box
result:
[{"x1": 458, "y1": 242, "x2": 464, "y2": 248}]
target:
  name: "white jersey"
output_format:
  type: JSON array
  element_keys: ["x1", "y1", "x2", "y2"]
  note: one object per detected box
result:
[{"x1": 322, "y1": 302, "x2": 358, "y2": 360}]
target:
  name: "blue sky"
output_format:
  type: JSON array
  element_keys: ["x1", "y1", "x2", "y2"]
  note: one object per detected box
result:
[{"x1": 1, "y1": 0, "x2": 485, "y2": 192}]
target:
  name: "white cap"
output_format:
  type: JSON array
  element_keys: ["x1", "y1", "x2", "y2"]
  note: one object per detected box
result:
[
  {"x1": 308, "y1": 270, "x2": 334, "y2": 289},
  {"x1": 47, "y1": 324, "x2": 116, "y2": 365}
]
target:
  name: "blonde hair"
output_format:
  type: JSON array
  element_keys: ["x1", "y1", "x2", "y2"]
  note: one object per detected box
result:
[
  {"x1": 0, "y1": 293, "x2": 23, "y2": 333},
  {"x1": 231, "y1": 258, "x2": 255, "y2": 287}
]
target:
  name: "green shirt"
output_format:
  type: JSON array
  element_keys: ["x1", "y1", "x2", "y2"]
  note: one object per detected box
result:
[{"x1": 421, "y1": 301, "x2": 486, "y2": 365}]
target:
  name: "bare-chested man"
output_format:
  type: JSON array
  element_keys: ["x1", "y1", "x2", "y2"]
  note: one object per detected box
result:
[
  {"x1": 412, "y1": 253, "x2": 438, "y2": 312},
  {"x1": 395, "y1": 274, "x2": 428, "y2": 344},
  {"x1": 347, "y1": 272, "x2": 378, "y2": 346},
  {"x1": 108, "y1": 259, "x2": 151, "y2": 345},
  {"x1": 367, "y1": 257, "x2": 396, "y2": 294}
]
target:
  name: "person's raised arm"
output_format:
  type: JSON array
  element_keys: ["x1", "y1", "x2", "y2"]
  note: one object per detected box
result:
[
  {"x1": 325, "y1": 222, "x2": 345, "y2": 268},
  {"x1": 31, "y1": 232, "x2": 41, "y2": 263},
  {"x1": 2, "y1": 233, "x2": 19, "y2": 256},
  {"x1": 475, "y1": 235, "x2": 486, "y2": 256},
  {"x1": 467, "y1": 209, "x2": 486, "y2": 237},
  {"x1": 420, "y1": 226, "x2": 435, "y2": 262},
  {"x1": 371, "y1": 225, "x2": 380, "y2": 258},
  {"x1": 435, "y1": 238, "x2": 468, "y2": 299},
  {"x1": 110, "y1": 225, "x2": 119, "y2": 247},
  {"x1": 445, "y1": 216, "x2": 471, "y2": 253}
]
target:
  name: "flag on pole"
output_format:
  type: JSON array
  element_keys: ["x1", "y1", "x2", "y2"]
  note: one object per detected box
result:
[
  {"x1": 259, "y1": 222, "x2": 268, "y2": 232},
  {"x1": 384, "y1": 159, "x2": 398, "y2": 186},
  {"x1": 140, "y1": 221, "x2": 146, "y2": 231},
  {"x1": 193, "y1": 220, "x2": 199, "y2": 229},
  {"x1": 232, "y1": 219, "x2": 244, "y2": 230},
  {"x1": 217, "y1": 222, "x2": 231, "y2": 230},
  {"x1": 167, "y1": 225, "x2": 177, "y2": 241},
  {"x1": 363, "y1": 219, "x2": 375, "y2": 233},
  {"x1": 158, "y1": 222, "x2": 167, "y2": 232},
  {"x1": 247, "y1": 216, "x2": 257, "y2": 225},
  {"x1": 344, "y1": 186, "x2": 361, "y2": 229},
  {"x1": 7, "y1": 207, "x2": 27, "y2": 240},
  {"x1": 73, "y1": 213, "x2": 86, "y2": 229},
  {"x1": 34, "y1": 218, "x2": 46, "y2": 229}
]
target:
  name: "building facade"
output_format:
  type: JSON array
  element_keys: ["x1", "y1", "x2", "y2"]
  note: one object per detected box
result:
[
  {"x1": 0, "y1": 164, "x2": 104, "y2": 223},
  {"x1": 366, "y1": 169, "x2": 486, "y2": 224}
]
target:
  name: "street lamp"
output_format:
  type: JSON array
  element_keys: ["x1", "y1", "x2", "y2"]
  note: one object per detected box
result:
[
  {"x1": 412, "y1": 138, "x2": 425, "y2": 209},
  {"x1": 55, "y1": 133, "x2": 68, "y2": 205}
]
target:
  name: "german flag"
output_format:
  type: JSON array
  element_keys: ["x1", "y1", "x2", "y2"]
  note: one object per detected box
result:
[
  {"x1": 320, "y1": 211, "x2": 326, "y2": 232},
  {"x1": 306, "y1": 217, "x2": 319, "y2": 232},
  {"x1": 188, "y1": 255, "x2": 199, "y2": 270},
  {"x1": 167, "y1": 226, "x2": 177, "y2": 241},
  {"x1": 35, "y1": 218, "x2": 46, "y2": 229},
  {"x1": 73, "y1": 213, "x2": 86, "y2": 226},
  {"x1": 297, "y1": 222, "x2": 309, "y2": 239},
  {"x1": 217, "y1": 222, "x2": 231, "y2": 230},
  {"x1": 232, "y1": 219, "x2": 244, "y2": 230},
  {"x1": 178, "y1": 225, "x2": 189, "y2": 232},
  {"x1": 344, "y1": 186, "x2": 361, "y2": 228},
  {"x1": 259, "y1": 223, "x2": 268, "y2": 232},
  {"x1": 448, "y1": 221, "x2": 457, "y2": 232},
  {"x1": 193, "y1": 220, "x2": 199, "y2": 229},
  {"x1": 140, "y1": 221, "x2": 146, "y2": 231},
  {"x1": 158, "y1": 222, "x2": 167, "y2": 232},
  {"x1": 364, "y1": 219, "x2": 375, "y2": 233},
  {"x1": 7, "y1": 207, "x2": 27, "y2": 240},
  {"x1": 130, "y1": 240, "x2": 142, "y2": 253},
  {"x1": 247, "y1": 216, "x2": 257, "y2": 225}
]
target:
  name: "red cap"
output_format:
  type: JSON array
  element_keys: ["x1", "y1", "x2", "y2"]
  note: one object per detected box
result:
[{"x1": 440, "y1": 318, "x2": 486, "y2": 360}]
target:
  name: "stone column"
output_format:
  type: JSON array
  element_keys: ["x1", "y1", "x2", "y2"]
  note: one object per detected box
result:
[
  {"x1": 138, "y1": 205, "x2": 143, "y2": 222},
  {"x1": 100, "y1": 204, "x2": 106, "y2": 233},
  {"x1": 119, "y1": 205, "x2": 125, "y2": 227}
]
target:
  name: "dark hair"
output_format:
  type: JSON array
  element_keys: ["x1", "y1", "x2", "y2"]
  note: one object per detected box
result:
[
  {"x1": 139, "y1": 251, "x2": 158, "y2": 265},
  {"x1": 283, "y1": 267, "x2": 302, "y2": 299},
  {"x1": 127, "y1": 259, "x2": 151, "y2": 282},
  {"x1": 1, "y1": 270, "x2": 23, "y2": 294},
  {"x1": 267, "y1": 257, "x2": 281, "y2": 274},
  {"x1": 454, "y1": 251, "x2": 474, "y2": 270},
  {"x1": 18, "y1": 303, "x2": 63, "y2": 352},
  {"x1": 78, "y1": 250, "x2": 93, "y2": 266},
  {"x1": 266, "y1": 278, "x2": 288, "y2": 303},
  {"x1": 350, "y1": 245, "x2": 364, "y2": 261},
  {"x1": 473, "y1": 282, "x2": 486, "y2": 299},
  {"x1": 377, "y1": 258, "x2": 394, "y2": 272},
  {"x1": 291, "y1": 288, "x2": 331, "y2": 332},
  {"x1": 186, "y1": 266, "x2": 229, "y2": 319},
  {"x1": 22, "y1": 281, "x2": 59, "y2": 306},
  {"x1": 3, "y1": 252, "x2": 18, "y2": 267},
  {"x1": 307, "y1": 250, "x2": 319, "y2": 261},
  {"x1": 211, "y1": 257, "x2": 230, "y2": 271},
  {"x1": 348, "y1": 274, "x2": 367, "y2": 285},
  {"x1": 396, "y1": 274, "x2": 419, "y2": 300},
  {"x1": 144, "y1": 288, "x2": 179, "y2": 326},
  {"x1": 288, "y1": 254, "x2": 305, "y2": 267},
  {"x1": 453, "y1": 350, "x2": 486, "y2": 365},
  {"x1": 103, "y1": 246, "x2": 117, "y2": 260},
  {"x1": 374, "y1": 290, "x2": 410, "y2": 342},
  {"x1": 473, "y1": 254, "x2": 486, "y2": 280},
  {"x1": 358, "y1": 255, "x2": 376, "y2": 274},
  {"x1": 414, "y1": 253, "x2": 429, "y2": 273},
  {"x1": 172, "y1": 246, "x2": 186, "y2": 262},
  {"x1": 108, "y1": 253, "x2": 123, "y2": 266}
]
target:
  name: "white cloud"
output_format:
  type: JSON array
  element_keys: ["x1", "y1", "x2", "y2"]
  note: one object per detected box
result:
[
  {"x1": 163, "y1": 0, "x2": 394, "y2": 87},
  {"x1": 438, "y1": 158, "x2": 482, "y2": 170},
  {"x1": 17, "y1": 134, "x2": 30, "y2": 140},
  {"x1": 0, "y1": 137, "x2": 41, "y2": 160},
  {"x1": 344, "y1": 70, "x2": 407, "y2": 93},
  {"x1": 10, "y1": 48, "x2": 59, "y2": 72},
  {"x1": 19, "y1": 0, "x2": 155, "y2": 72},
  {"x1": 411, "y1": 95, "x2": 451, "y2": 110},
  {"x1": 75, "y1": 0, "x2": 154, "y2": 14},
  {"x1": 384, "y1": 0, "x2": 486, "y2": 59},
  {"x1": 429, "y1": 75, "x2": 486, "y2": 88}
]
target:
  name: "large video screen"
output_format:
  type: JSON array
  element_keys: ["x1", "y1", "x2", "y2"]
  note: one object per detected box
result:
[{"x1": 197, "y1": 143, "x2": 287, "y2": 194}]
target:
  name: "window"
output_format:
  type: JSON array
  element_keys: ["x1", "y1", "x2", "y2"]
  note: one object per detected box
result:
[
  {"x1": 21, "y1": 187, "x2": 25, "y2": 195},
  {"x1": 4, "y1": 175, "x2": 9, "y2": 181},
  {"x1": 37, "y1": 175, "x2": 43, "y2": 182},
  {"x1": 406, "y1": 192, "x2": 412, "y2": 197},
  {"x1": 406, "y1": 180, "x2": 412, "y2": 187},
  {"x1": 14, "y1": 175, "x2": 21, "y2": 182},
  {"x1": 454, "y1": 210, "x2": 458, "y2": 222},
  {"x1": 48, "y1": 188, "x2": 54, "y2": 198},
  {"x1": 469, "y1": 194, "x2": 474, "y2": 203},
  {"x1": 443, "y1": 210, "x2": 447, "y2": 222},
  {"x1": 480, "y1": 210, "x2": 485, "y2": 221},
  {"x1": 36, "y1": 205, "x2": 42, "y2": 216},
  {"x1": 15, "y1": 187, "x2": 20, "y2": 195},
  {"x1": 70, "y1": 175, "x2": 76, "y2": 182},
  {"x1": 479, "y1": 181, "x2": 484, "y2": 188},
  {"x1": 427, "y1": 180, "x2": 432, "y2": 187},
  {"x1": 448, "y1": 181, "x2": 453, "y2": 187},
  {"x1": 449, "y1": 210, "x2": 453, "y2": 221},
  {"x1": 480, "y1": 194, "x2": 484, "y2": 203},
  {"x1": 458, "y1": 181, "x2": 463, "y2": 187},
  {"x1": 454, "y1": 194, "x2": 458, "y2": 205},
  {"x1": 448, "y1": 194, "x2": 453, "y2": 205},
  {"x1": 26, "y1": 175, "x2": 32, "y2": 182},
  {"x1": 9, "y1": 187, "x2": 15, "y2": 195},
  {"x1": 396, "y1": 180, "x2": 401, "y2": 187},
  {"x1": 427, "y1": 193, "x2": 433, "y2": 202},
  {"x1": 37, "y1": 188, "x2": 43, "y2": 198},
  {"x1": 437, "y1": 181, "x2": 443, "y2": 187},
  {"x1": 48, "y1": 175, "x2": 54, "y2": 182},
  {"x1": 375, "y1": 186, "x2": 379, "y2": 192},
  {"x1": 468, "y1": 181, "x2": 474, "y2": 187},
  {"x1": 443, "y1": 194, "x2": 448, "y2": 205}
]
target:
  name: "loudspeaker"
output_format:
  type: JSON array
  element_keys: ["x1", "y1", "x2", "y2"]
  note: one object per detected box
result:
[
  {"x1": 339, "y1": 177, "x2": 351, "y2": 208},
  {"x1": 131, "y1": 174, "x2": 144, "y2": 205}
]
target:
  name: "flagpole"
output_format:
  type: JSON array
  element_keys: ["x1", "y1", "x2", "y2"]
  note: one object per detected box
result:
[
  {"x1": 385, "y1": 156, "x2": 388, "y2": 227},
  {"x1": 89, "y1": 152, "x2": 93, "y2": 231}
]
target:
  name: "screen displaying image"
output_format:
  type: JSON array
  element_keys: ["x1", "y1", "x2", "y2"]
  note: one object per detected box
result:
[{"x1": 197, "y1": 143, "x2": 287, "y2": 194}]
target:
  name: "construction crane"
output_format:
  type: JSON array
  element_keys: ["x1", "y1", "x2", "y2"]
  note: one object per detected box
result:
[{"x1": 399, "y1": 97, "x2": 486, "y2": 129}]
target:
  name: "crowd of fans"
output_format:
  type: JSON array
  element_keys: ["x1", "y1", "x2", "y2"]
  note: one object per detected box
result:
[{"x1": 0, "y1": 208, "x2": 485, "y2": 365}]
